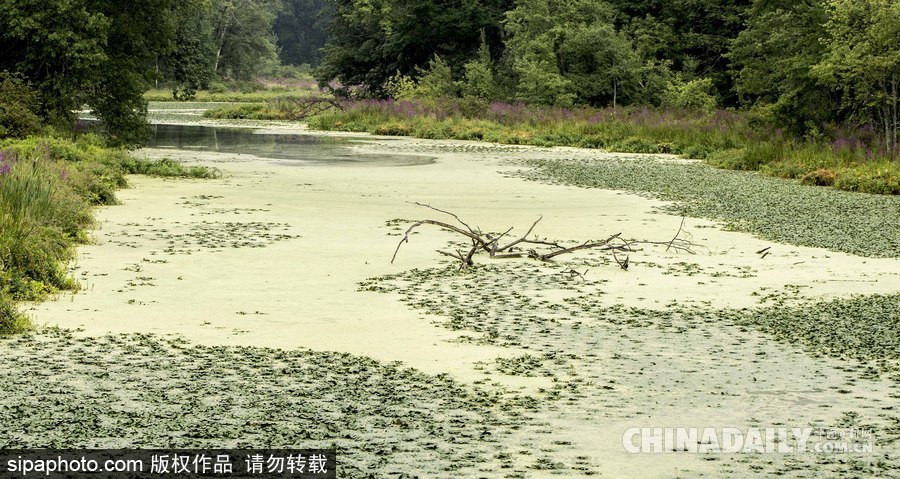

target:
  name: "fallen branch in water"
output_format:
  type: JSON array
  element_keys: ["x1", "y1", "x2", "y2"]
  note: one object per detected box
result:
[{"x1": 392, "y1": 203, "x2": 698, "y2": 270}]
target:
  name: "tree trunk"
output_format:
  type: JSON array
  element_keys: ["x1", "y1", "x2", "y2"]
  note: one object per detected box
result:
[
  {"x1": 214, "y1": 17, "x2": 231, "y2": 75},
  {"x1": 613, "y1": 79, "x2": 617, "y2": 109},
  {"x1": 892, "y1": 72, "x2": 897, "y2": 159}
]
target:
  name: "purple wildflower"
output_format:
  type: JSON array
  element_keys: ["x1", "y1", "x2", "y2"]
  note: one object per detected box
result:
[{"x1": 0, "y1": 148, "x2": 17, "y2": 176}]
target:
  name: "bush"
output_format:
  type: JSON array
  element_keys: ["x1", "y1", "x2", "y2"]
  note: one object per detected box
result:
[
  {"x1": 833, "y1": 162, "x2": 900, "y2": 195},
  {"x1": 384, "y1": 73, "x2": 418, "y2": 100},
  {"x1": 461, "y1": 33, "x2": 500, "y2": 100},
  {"x1": 0, "y1": 135, "x2": 223, "y2": 335},
  {"x1": 207, "y1": 81, "x2": 228, "y2": 94},
  {"x1": 203, "y1": 103, "x2": 266, "y2": 120},
  {"x1": 662, "y1": 77, "x2": 719, "y2": 112},
  {"x1": 800, "y1": 169, "x2": 837, "y2": 186},
  {"x1": 0, "y1": 147, "x2": 87, "y2": 298},
  {"x1": 415, "y1": 55, "x2": 459, "y2": 100},
  {"x1": 0, "y1": 72, "x2": 41, "y2": 139},
  {"x1": 0, "y1": 290, "x2": 31, "y2": 335},
  {"x1": 122, "y1": 157, "x2": 221, "y2": 179}
]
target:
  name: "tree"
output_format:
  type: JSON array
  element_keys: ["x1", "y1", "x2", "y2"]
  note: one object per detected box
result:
[
  {"x1": 162, "y1": 9, "x2": 217, "y2": 100},
  {"x1": 0, "y1": 0, "x2": 206, "y2": 146},
  {"x1": 415, "y1": 56, "x2": 459, "y2": 99},
  {"x1": 211, "y1": 0, "x2": 282, "y2": 80},
  {"x1": 813, "y1": 0, "x2": 899, "y2": 156},
  {"x1": 605, "y1": 0, "x2": 752, "y2": 106},
  {"x1": 661, "y1": 77, "x2": 719, "y2": 112},
  {"x1": 0, "y1": 0, "x2": 108, "y2": 128},
  {"x1": 274, "y1": 0, "x2": 331, "y2": 66},
  {"x1": 0, "y1": 73, "x2": 41, "y2": 138},
  {"x1": 315, "y1": 0, "x2": 514, "y2": 97},
  {"x1": 504, "y1": 0, "x2": 640, "y2": 107},
  {"x1": 461, "y1": 32, "x2": 500, "y2": 100},
  {"x1": 729, "y1": 0, "x2": 834, "y2": 133}
]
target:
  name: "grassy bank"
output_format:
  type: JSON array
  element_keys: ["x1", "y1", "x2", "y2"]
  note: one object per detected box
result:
[
  {"x1": 145, "y1": 79, "x2": 323, "y2": 103},
  {"x1": 295, "y1": 99, "x2": 899, "y2": 195},
  {"x1": 0, "y1": 135, "x2": 219, "y2": 334}
]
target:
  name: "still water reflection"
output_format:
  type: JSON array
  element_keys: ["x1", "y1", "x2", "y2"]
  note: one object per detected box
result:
[{"x1": 146, "y1": 124, "x2": 433, "y2": 167}]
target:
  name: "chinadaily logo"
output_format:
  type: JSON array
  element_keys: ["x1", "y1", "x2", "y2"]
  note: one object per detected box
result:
[{"x1": 622, "y1": 427, "x2": 874, "y2": 454}]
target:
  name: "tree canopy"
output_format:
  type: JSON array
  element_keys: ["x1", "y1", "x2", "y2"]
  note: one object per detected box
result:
[{"x1": 0, "y1": 0, "x2": 206, "y2": 145}]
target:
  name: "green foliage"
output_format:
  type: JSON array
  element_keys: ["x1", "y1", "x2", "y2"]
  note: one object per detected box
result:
[
  {"x1": 315, "y1": 0, "x2": 513, "y2": 97},
  {"x1": 144, "y1": 82, "x2": 319, "y2": 102},
  {"x1": 0, "y1": 72, "x2": 41, "y2": 139},
  {"x1": 504, "y1": 0, "x2": 640, "y2": 107},
  {"x1": 0, "y1": 145, "x2": 90, "y2": 300},
  {"x1": 310, "y1": 100, "x2": 897, "y2": 195},
  {"x1": 606, "y1": 0, "x2": 752, "y2": 105},
  {"x1": 461, "y1": 32, "x2": 500, "y2": 100},
  {"x1": 121, "y1": 157, "x2": 222, "y2": 179},
  {"x1": 0, "y1": 134, "x2": 221, "y2": 335},
  {"x1": 813, "y1": 0, "x2": 899, "y2": 155},
  {"x1": 414, "y1": 56, "x2": 459, "y2": 99},
  {"x1": 162, "y1": 11, "x2": 217, "y2": 100},
  {"x1": 211, "y1": 0, "x2": 283, "y2": 81},
  {"x1": 0, "y1": 0, "x2": 208, "y2": 144},
  {"x1": 203, "y1": 103, "x2": 268, "y2": 119},
  {"x1": 274, "y1": 0, "x2": 330, "y2": 66},
  {"x1": 0, "y1": 291, "x2": 31, "y2": 334},
  {"x1": 509, "y1": 37, "x2": 575, "y2": 106},
  {"x1": 729, "y1": 1, "x2": 832, "y2": 134},
  {"x1": 384, "y1": 73, "x2": 419, "y2": 100},
  {"x1": 661, "y1": 77, "x2": 719, "y2": 112}
]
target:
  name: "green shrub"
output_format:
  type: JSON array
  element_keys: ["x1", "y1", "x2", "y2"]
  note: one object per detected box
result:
[
  {"x1": 0, "y1": 135, "x2": 222, "y2": 335},
  {"x1": 203, "y1": 103, "x2": 266, "y2": 120},
  {"x1": 307, "y1": 99, "x2": 897, "y2": 195},
  {"x1": 0, "y1": 149, "x2": 85, "y2": 297},
  {"x1": 661, "y1": 77, "x2": 719, "y2": 112},
  {"x1": 122, "y1": 157, "x2": 221, "y2": 179},
  {"x1": 414, "y1": 55, "x2": 459, "y2": 100},
  {"x1": 0, "y1": 72, "x2": 41, "y2": 139},
  {"x1": 207, "y1": 81, "x2": 228, "y2": 94},
  {"x1": 0, "y1": 290, "x2": 31, "y2": 335},
  {"x1": 800, "y1": 169, "x2": 837, "y2": 187},
  {"x1": 834, "y1": 162, "x2": 900, "y2": 195},
  {"x1": 461, "y1": 33, "x2": 500, "y2": 100}
]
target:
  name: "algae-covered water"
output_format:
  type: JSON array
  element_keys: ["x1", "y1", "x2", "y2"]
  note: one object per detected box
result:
[{"x1": 8, "y1": 123, "x2": 899, "y2": 478}]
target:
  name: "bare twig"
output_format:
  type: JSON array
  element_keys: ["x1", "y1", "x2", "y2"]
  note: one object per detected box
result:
[
  {"x1": 391, "y1": 204, "x2": 701, "y2": 269},
  {"x1": 666, "y1": 217, "x2": 686, "y2": 252}
]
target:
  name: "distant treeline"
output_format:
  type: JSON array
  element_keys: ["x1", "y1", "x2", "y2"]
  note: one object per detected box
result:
[
  {"x1": 316, "y1": 0, "x2": 897, "y2": 154},
  {"x1": 0, "y1": 0, "x2": 896, "y2": 153}
]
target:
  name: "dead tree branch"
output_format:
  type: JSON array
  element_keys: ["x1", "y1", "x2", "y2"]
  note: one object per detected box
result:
[{"x1": 392, "y1": 204, "x2": 698, "y2": 270}]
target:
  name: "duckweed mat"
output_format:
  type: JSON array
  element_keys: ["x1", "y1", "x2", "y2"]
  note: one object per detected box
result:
[
  {"x1": 0, "y1": 330, "x2": 564, "y2": 478},
  {"x1": 362, "y1": 263, "x2": 899, "y2": 373},
  {"x1": 361, "y1": 261, "x2": 899, "y2": 477},
  {"x1": 515, "y1": 157, "x2": 900, "y2": 258}
]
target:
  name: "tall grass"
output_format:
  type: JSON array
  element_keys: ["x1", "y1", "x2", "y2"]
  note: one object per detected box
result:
[
  {"x1": 0, "y1": 134, "x2": 220, "y2": 334},
  {"x1": 144, "y1": 81, "x2": 323, "y2": 103},
  {"x1": 303, "y1": 99, "x2": 899, "y2": 195}
]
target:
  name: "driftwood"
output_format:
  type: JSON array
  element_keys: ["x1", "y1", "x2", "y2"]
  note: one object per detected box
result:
[
  {"x1": 392, "y1": 203, "x2": 698, "y2": 270},
  {"x1": 271, "y1": 96, "x2": 344, "y2": 120}
]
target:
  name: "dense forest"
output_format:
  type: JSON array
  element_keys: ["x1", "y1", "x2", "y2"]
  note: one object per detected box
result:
[
  {"x1": 0, "y1": 0, "x2": 897, "y2": 153},
  {"x1": 315, "y1": 0, "x2": 897, "y2": 152}
]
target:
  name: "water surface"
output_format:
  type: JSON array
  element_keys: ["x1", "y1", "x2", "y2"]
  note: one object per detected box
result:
[{"x1": 147, "y1": 124, "x2": 433, "y2": 167}]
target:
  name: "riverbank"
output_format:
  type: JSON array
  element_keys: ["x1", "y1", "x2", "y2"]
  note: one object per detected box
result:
[
  {"x1": 199, "y1": 96, "x2": 900, "y2": 195},
  {"x1": 0, "y1": 134, "x2": 220, "y2": 334},
  {"x1": 12, "y1": 126, "x2": 899, "y2": 477}
]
